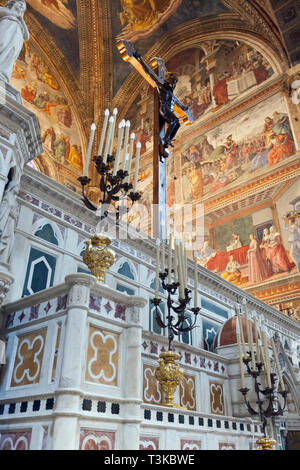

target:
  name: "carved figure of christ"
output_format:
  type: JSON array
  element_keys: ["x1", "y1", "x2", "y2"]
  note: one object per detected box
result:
[{"x1": 117, "y1": 40, "x2": 195, "y2": 238}]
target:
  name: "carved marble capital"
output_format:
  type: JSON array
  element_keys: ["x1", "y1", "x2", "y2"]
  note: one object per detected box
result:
[
  {"x1": 0, "y1": 264, "x2": 14, "y2": 307},
  {"x1": 65, "y1": 273, "x2": 96, "y2": 309}
]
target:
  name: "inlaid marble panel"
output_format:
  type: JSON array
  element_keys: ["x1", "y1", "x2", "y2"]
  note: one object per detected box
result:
[
  {"x1": 139, "y1": 436, "x2": 159, "y2": 450},
  {"x1": 143, "y1": 363, "x2": 162, "y2": 405},
  {"x1": 180, "y1": 439, "x2": 201, "y2": 450},
  {"x1": 0, "y1": 431, "x2": 31, "y2": 450},
  {"x1": 219, "y1": 442, "x2": 236, "y2": 450},
  {"x1": 209, "y1": 381, "x2": 225, "y2": 416},
  {"x1": 79, "y1": 429, "x2": 115, "y2": 450},
  {"x1": 180, "y1": 374, "x2": 196, "y2": 411},
  {"x1": 85, "y1": 326, "x2": 119, "y2": 386},
  {"x1": 10, "y1": 329, "x2": 47, "y2": 387}
]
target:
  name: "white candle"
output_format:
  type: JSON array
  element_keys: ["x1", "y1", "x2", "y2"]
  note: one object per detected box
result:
[
  {"x1": 183, "y1": 242, "x2": 188, "y2": 289},
  {"x1": 103, "y1": 116, "x2": 114, "y2": 164},
  {"x1": 262, "y1": 326, "x2": 272, "y2": 388},
  {"x1": 236, "y1": 306, "x2": 246, "y2": 357},
  {"x1": 168, "y1": 230, "x2": 173, "y2": 284},
  {"x1": 113, "y1": 120, "x2": 125, "y2": 175},
  {"x1": 174, "y1": 238, "x2": 178, "y2": 282},
  {"x1": 133, "y1": 142, "x2": 141, "y2": 191},
  {"x1": 155, "y1": 238, "x2": 160, "y2": 299},
  {"x1": 98, "y1": 109, "x2": 109, "y2": 156},
  {"x1": 161, "y1": 222, "x2": 165, "y2": 273},
  {"x1": 236, "y1": 319, "x2": 246, "y2": 389},
  {"x1": 125, "y1": 133, "x2": 135, "y2": 183},
  {"x1": 253, "y1": 316, "x2": 261, "y2": 363},
  {"x1": 175, "y1": 239, "x2": 183, "y2": 298},
  {"x1": 248, "y1": 316, "x2": 256, "y2": 371},
  {"x1": 194, "y1": 251, "x2": 198, "y2": 309},
  {"x1": 122, "y1": 120, "x2": 131, "y2": 170},
  {"x1": 271, "y1": 338, "x2": 285, "y2": 391},
  {"x1": 83, "y1": 123, "x2": 96, "y2": 176},
  {"x1": 109, "y1": 108, "x2": 118, "y2": 155},
  {"x1": 178, "y1": 239, "x2": 185, "y2": 298},
  {"x1": 244, "y1": 303, "x2": 251, "y2": 350}
]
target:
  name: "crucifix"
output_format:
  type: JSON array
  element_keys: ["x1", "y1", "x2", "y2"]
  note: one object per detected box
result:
[{"x1": 117, "y1": 40, "x2": 195, "y2": 238}]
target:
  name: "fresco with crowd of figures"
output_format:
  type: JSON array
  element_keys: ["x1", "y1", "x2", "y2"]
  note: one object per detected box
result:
[{"x1": 11, "y1": 42, "x2": 83, "y2": 176}]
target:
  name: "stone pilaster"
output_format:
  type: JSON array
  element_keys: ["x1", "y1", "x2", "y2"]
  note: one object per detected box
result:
[
  {"x1": 51, "y1": 273, "x2": 96, "y2": 450},
  {"x1": 122, "y1": 305, "x2": 143, "y2": 450}
]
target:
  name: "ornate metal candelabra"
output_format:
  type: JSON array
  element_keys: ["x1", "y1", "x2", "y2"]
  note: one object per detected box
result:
[
  {"x1": 239, "y1": 354, "x2": 287, "y2": 432},
  {"x1": 151, "y1": 266, "x2": 200, "y2": 408},
  {"x1": 152, "y1": 269, "x2": 200, "y2": 351},
  {"x1": 78, "y1": 154, "x2": 141, "y2": 224},
  {"x1": 239, "y1": 351, "x2": 287, "y2": 449}
]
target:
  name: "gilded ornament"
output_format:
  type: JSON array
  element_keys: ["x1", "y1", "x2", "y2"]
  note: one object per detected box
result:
[
  {"x1": 256, "y1": 437, "x2": 277, "y2": 450},
  {"x1": 82, "y1": 234, "x2": 115, "y2": 283},
  {"x1": 155, "y1": 350, "x2": 185, "y2": 409}
]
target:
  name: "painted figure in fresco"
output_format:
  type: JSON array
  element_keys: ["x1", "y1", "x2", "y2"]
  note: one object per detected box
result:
[
  {"x1": 272, "y1": 112, "x2": 293, "y2": 138},
  {"x1": 0, "y1": 0, "x2": 29, "y2": 83},
  {"x1": 260, "y1": 227, "x2": 272, "y2": 271},
  {"x1": 267, "y1": 132, "x2": 294, "y2": 166},
  {"x1": 283, "y1": 213, "x2": 300, "y2": 273},
  {"x1": 26, "y1": 0, "x2": 75, "y2": 30},
  {"x1": 223, "y1": 135, "x2": 238, "y2": 170},
  {"x1": 198, "y1": 241, "x2": 216, "y2": 267},
  {"x1": 42, "y1": 127, "x2": 56, "y2": 153},
  {"x1": 21, "y1": 83, "x2": 37, "y2": 104},
  {"x1": 226, "y1": 232, "x2": 243, "y2": 252},
  {"x1": 119, "y1": 0, "x2": 180, "y2": 36},
  {"x1": 247, "y1": 233, "x2": 271, "y2": 284},
  {"x1": 188, "y1": 164, "x2": 203, "y2": 199},
  {"x1": 267, "y1": 226, "x2": 294, "y2": 273},
  {"x1": 221, "y1": 255, "x2": 242, "y2": 285},
  {"x1": 54, "y1": 135, "x2": 67, "y2": 161},
  {"x1": 249, "y1": 117, "x2": 273, "y2": 172}
]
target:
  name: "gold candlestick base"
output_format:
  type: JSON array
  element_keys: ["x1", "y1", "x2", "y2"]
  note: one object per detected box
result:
[
  {"x1": 256, "y1": 437, "x2": 277, "y2": 450},
  {"x1": 82, "y1": 234, "x2": 115, "y2": 282},
  {"x1": 155, "y1": 351, "x2": 186, "y2": 409}
]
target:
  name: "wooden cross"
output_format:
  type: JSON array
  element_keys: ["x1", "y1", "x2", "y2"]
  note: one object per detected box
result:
[{"x1": 117, "y1": 40, "x2": 195, "y2": 238}]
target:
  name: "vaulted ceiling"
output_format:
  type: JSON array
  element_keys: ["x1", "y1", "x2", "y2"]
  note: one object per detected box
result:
[{"x1": 4, "y1": 0, "x2": 298, "y2": 157}]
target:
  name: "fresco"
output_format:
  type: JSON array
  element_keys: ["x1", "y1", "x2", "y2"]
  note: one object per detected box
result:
[
  {"x1": 11, "y1": 42, "x2": 83, "y2": 173},
  {"x1": 117, "y1": 0, "x2": 183, "y2": 42},
  {"x1": 179, "y1": 92, "x2": 295, "y2": 202},
  {"x1": 111, "y1": 0, "x2": 229, "y2": 93},
  {"x1": 130, "y1": 42, "x2": 279, "y2": 207},
  {"x1": 27, "y1": 0, "x2": 76, "y2": 30},
  {"x1": 196, "y1": 175, "x2": 300, "y2": 287},
  {"x1": 26, "y1": 0, "x2": 79, "y2": 74}
]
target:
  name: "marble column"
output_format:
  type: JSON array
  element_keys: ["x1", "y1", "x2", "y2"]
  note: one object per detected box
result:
[
  {"x1": 51, "y1": 273, "x2": 96, "y2": 450},
  {"x1": 122, "y1": 304, "x2": 144, "y2": 450}
]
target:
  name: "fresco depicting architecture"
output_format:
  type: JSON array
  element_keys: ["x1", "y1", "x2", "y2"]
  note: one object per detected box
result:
[{"x1": 0, "y1": 0, "x2": 300, "y2": 452}]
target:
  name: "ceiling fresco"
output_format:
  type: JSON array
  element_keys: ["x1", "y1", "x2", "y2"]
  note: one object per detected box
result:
[
  {"x1": 2, "y1": 0, "x2": 300, "y2": 310},
  {"x1": 110, "y1": 0, "x2": 230, "y2": 93},
  {"x1": 26, "y1": 0, "x2": 80, "y2": 75}
]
